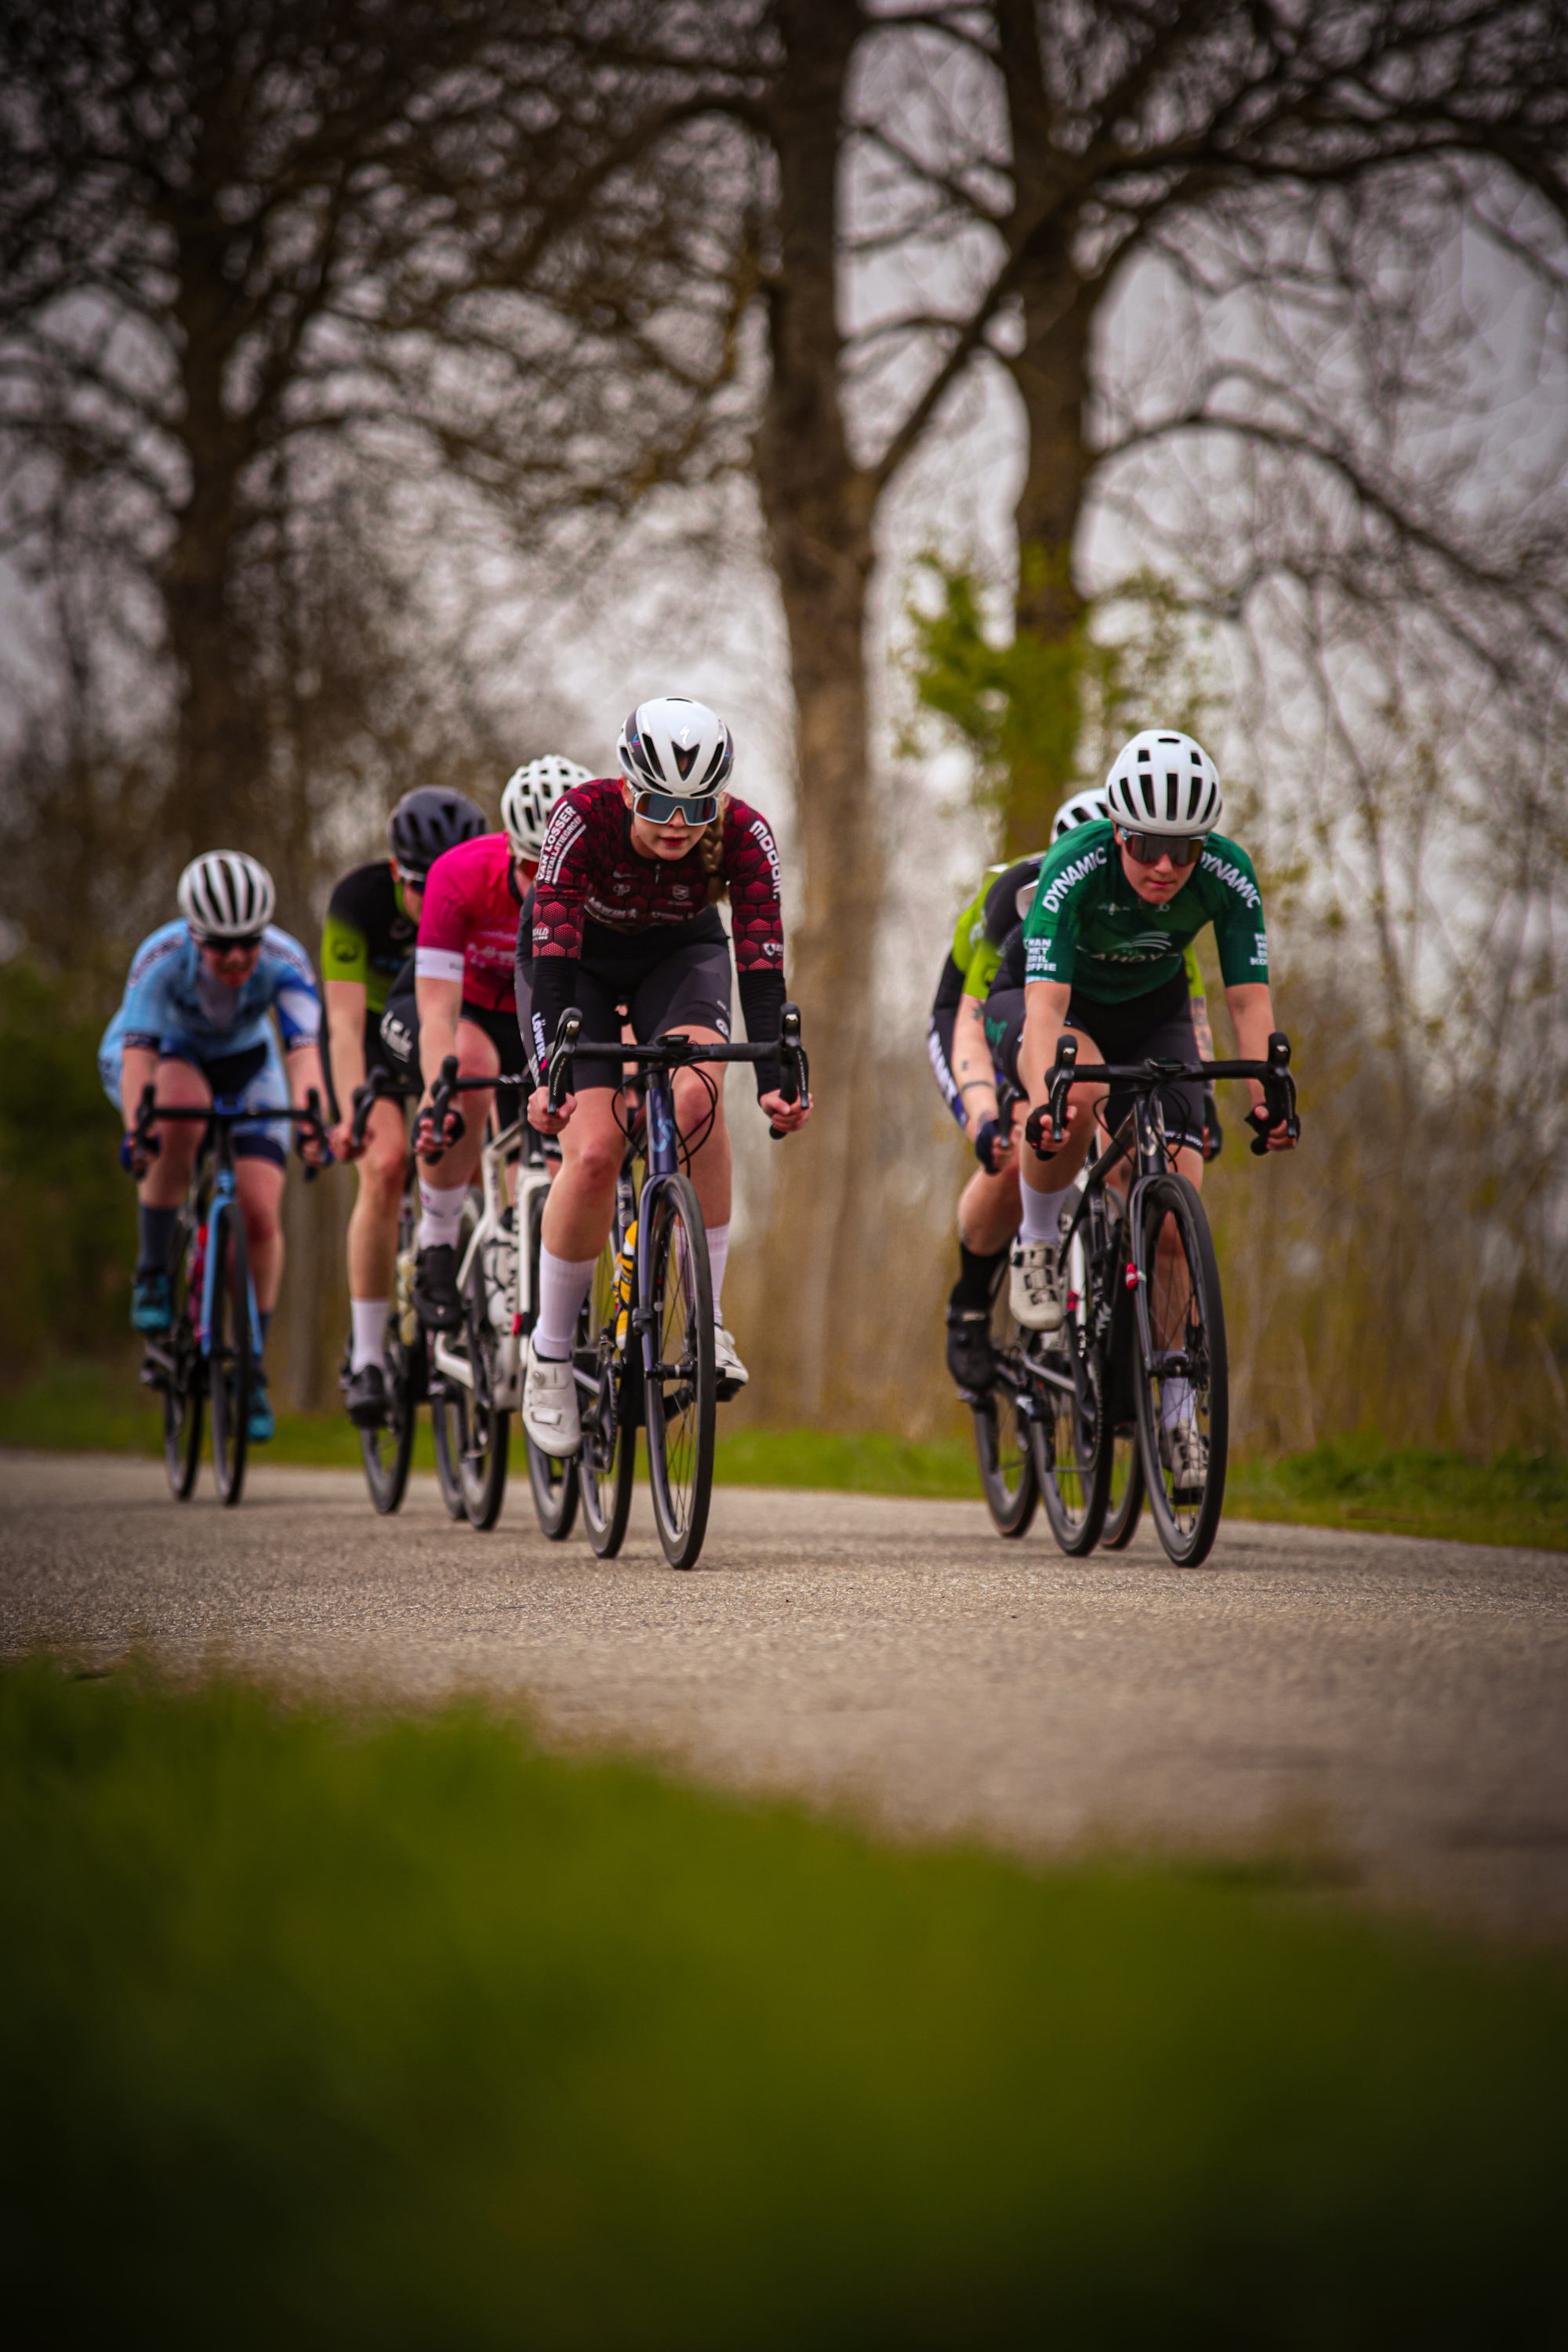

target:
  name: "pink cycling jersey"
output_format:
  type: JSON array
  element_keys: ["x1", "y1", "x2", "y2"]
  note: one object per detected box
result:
[{"x1": 414, "y1": 832, "x2": 523, "y2": 1014}]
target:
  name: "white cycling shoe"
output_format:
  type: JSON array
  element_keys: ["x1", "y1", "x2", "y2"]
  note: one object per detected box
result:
[
  {"x1": 714, "y1": 1321, "x2": 749, "y2": 1399},
  {"x1": 1009, "y1": 1237, "x2": 1064, "y2": 1331},
  {"x1": 523, "y1": 1338, "x2": 581, "y2": 1458},
  {"x1": 1160, "y1": 1419, "x2": 1208, "y2": 1499}
]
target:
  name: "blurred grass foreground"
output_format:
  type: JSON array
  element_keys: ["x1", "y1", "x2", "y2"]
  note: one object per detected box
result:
[
  {"x1": 5, "y1": 1655, "x2": 1567, "y2": 2345},
  {"x1": 2, "y1": 1359, "x2": 1565, "y2": 1548}
]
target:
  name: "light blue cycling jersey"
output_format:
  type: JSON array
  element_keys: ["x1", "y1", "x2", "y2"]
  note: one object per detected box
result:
[{"x1": 98, "y1": 920, "x2": 321, "y2": 1111}]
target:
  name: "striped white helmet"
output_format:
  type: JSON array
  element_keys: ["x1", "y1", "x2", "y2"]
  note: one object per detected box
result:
[
  {"x1": 1105, "y1": 731, "x2": 1222, "y2": 835},
  {"x1": 1050, "y1": 789, "x2": 1112, "y2": 844},
  {"x1": 177, "y1": 851, "x2": 276, "y2": 941},
  {"x1": 501, "y1": 757, "x2": 592, "y2": 858},
  {"x1": 617, "y1": 695, "x2": 733, "y2": 800}
]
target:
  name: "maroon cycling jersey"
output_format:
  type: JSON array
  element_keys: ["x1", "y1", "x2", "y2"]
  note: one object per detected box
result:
[{"x1": 532, "y1": 780, "x2": 785, "y2": 971}]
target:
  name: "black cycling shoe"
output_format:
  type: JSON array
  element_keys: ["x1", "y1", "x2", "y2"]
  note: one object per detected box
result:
[
  {"x1": 345, "y1": 1362, "x2": 389, "y2": 1428},
  {"x1": 945, "y1": 1305, "x2": 996, "y2": 1396},
  {"x1": 412, "y1": 1243, "x2": 463, "y2": 1332}
]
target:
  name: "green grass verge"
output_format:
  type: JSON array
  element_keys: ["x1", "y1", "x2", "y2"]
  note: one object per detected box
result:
[
  {"x1": 3, "y1": 1654, "x2": 1566, "y2": 2346},
  {"x1": 3, "y1": 1360, "x2": 1563, "y2": 1548}
]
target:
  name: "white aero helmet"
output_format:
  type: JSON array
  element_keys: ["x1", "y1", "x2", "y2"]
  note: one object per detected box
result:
[
  {"x1": 1105, "y1": 730, "x2": 1222, "y2": 835},
  {"x1": 1050, "y1": 789, "x2": 1112, "y2": 845},
  {"x1": 502, "y1": 756, "x2": 593, "y2": 858},
  {"x1": 177, "y1": 851, "x2": 276, "y2": 941},
  {"x1": 617, "y1": 695, "x2": 734, "y2": 800}
]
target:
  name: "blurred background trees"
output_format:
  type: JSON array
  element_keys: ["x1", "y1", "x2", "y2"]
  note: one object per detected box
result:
[{"x1": 2, "y1": 0, "x2": 1565, "y2": 1450}]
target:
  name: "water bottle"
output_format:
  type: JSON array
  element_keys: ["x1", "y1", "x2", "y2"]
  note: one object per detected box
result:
[{"x1": 614, "y1": 1219, "x2": 637, "y2": 1352}]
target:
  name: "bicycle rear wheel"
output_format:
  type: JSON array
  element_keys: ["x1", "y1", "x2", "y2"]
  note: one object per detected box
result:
[
  {"x1": 1133, "y1": 1173, "x2": 1229, "y2": 1567},
  {"x1": 1100, "y1": 1433, "x2": 1145, "y2": 1549},
  {"x1": 454, "y1": 1206, "x2": 510, "y2": 1530},
  {"x1": 524, "y1": 1184, "x2": 579, "y2": 1541},
  {"x1": 162, "y1": 1210, "x2": 203, "y2": 1501},
  {"x1": 1036, "y1": 1327, "x2": 1112, "y2": 1556},
  {"x1": 971, "y1": 1270, "x2": 1038, "y2": 1537},
  {"x1": 577, "y1": 1236, "x2": 636, "y2": 1558},
  {"x1": 643, "y1": 1176, "x2": 715, "y2": 1571},
  {"x1": 207, "y1": 1202, "x2": 252, "y2": 1508}
]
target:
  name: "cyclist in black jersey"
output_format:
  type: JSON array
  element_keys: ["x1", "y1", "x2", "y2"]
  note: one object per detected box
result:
[{"x1": 323, "y1": 788, "x2": 485, "y2": 1425}]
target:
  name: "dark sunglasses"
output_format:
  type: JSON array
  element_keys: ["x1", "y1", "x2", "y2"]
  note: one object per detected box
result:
[
  {"x1": 1118, "y1": 829, "x2": 1207, "y2": 868},
  {"x1": 632, "y1": 788, "x2": 720, "y2": 828},
  {"x1": 201, "y1": 932, "x2": 265, "y2": 954}
]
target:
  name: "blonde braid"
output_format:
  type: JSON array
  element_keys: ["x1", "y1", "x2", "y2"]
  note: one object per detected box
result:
[{"x1": 699, "y1": 793, "x2": 731, "y2": 905}]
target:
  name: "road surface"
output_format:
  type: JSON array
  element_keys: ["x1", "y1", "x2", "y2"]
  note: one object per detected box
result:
[{"x1": 2, "y1": 1450, "x2": 1565, "y2": 1936}]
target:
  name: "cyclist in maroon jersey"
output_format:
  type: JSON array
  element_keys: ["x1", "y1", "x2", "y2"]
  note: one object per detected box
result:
[
  {"x1": 521, "y1": 695, "x2": 810, "y2": 1457},
  {"x1": 408, "y1": 757, "x2": 590, "y2": 1330}
]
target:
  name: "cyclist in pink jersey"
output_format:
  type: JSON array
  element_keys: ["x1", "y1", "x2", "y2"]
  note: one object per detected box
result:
[{"x1": 409, "y1": 758, "x2": 590, "y2": 1330}]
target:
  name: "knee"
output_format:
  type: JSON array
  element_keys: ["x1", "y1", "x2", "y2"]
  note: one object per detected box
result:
[
  {"x1": 360, "y1": 1145, "x2": 405, "y2": 1210},
  {"x1": 571, "y1": 1133, "x2": 622, "y2": 1193},
  {"x1": 674, "y1": 1074, "x2": 724, "y2": 1135}
]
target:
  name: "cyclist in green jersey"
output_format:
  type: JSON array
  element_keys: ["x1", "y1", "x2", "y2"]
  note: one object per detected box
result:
[
  {"x1": 322, "y1": 788, "x2": 485, "y2": 1426},
  {"x1": 1010, "y1": 729, "x2": 1296, "y2": 1485},
  {"x1": 938, "y1": 793, "x2": 1218, "y2": 1395}
]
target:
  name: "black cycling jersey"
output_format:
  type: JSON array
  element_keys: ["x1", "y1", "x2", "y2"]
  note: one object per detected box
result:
[{"x1": 321, "y1": 861, "x2": 418, "y2": 1014}]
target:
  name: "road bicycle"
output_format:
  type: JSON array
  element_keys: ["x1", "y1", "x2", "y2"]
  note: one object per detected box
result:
[
  {"x1": 1012, "y1": 1031, "x2": 1298, "y2": 1568},
  {"x1": 342, "y1": 1069, "x2": 424, "y2": 1515},
  {"x1": 132, "y1": 1084, "x2": 327, "y2": 1507},
  {"x1": 543, "y1": 1004, "x2": 808, "y2": 1570}
]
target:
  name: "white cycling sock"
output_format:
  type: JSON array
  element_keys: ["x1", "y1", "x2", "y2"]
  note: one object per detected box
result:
[
  {"x1": 350, "y1": 1297, "x2": 389, "y2": 1374},
  {"x1": 534, "y1": 1247, "x2": 596, "y2": 1362},
  {"x1": 417, "y1": 1180, "x2": 466, "y2": 1251},
  {"x1": 706, "y1": 1221, "x2": 730, "y2": 1327},
  {"x1": 1019, "y1": 1178, "x2": 1074, "y2": 1246},
  {"x1": 1160, "y1": 1377, "x2": 1196, "y2": 1430}
]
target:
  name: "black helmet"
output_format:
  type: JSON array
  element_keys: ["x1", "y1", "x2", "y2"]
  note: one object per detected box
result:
[{"x1": 387, "y1": 788, "x2": 487, "y2": 879}]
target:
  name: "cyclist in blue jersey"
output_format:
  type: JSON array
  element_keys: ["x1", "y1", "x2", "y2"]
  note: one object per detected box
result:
[{"x1": 99, "y1": 851, "x2": 327, "y2": 1443}]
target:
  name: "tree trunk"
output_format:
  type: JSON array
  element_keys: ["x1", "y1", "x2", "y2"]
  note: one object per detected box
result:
[{"x1": 746, "y1": 0, "x2": 882, "y2": 1422}]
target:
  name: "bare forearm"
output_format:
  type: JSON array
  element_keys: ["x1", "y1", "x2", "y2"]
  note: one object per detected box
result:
[
  {"x1": 1018, "y1": 980, "x2": 1070, "y2": 1109},
  {"x1": 325, "y1": 982, "x2": 367, "y2": 1107},
  {"x1": 416, "y1": 978, "x2": 462, "y2": 1098},
  {"x1": 286, "y1": 1042, "x2": 325, "y2": 1109},
  {"x1": 1191, "y1": 993, "x2": 1216, "y2": 1065},
  {"x1": 1225, "y1": 984, "x2": 1278, "y2": 1115},
  {"x1": 951, "y1": 996, "x2": 999, "y2": 1135},
  {"x1": 120, "y1": 1045, "x2": 158, "y2": 1131}
]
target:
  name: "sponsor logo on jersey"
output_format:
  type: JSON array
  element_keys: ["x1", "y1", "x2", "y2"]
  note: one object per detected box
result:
[
  {"x1": 1035, "y1": 844, "x2": 1106, "y2": 920},
  {"x1": 1250, "y1": 937, "x2": 1269, "y2": 967},
  {"x1": 749, "y1": 814, "x2": 782, "y2": 897},
  {"x1": 1025, "y1": 940, "x2": 1061, "y2": 979},
  {"x1": 536, "y1": 806, "x2": 585, "y2": 887},
  {"x1": 762, "y1": 938, "x2": 782, "y2": 960},
  {"x1": 1200, "y1": 848, "x2": 1261, "y2": 910}
]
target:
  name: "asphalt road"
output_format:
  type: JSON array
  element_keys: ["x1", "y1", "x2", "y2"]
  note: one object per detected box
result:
[{"x1": 3, "y1": 1449, "x2": 1566, "y2": 1937}]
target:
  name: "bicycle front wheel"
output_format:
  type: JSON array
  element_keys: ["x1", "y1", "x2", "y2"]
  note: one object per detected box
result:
[
  {"x1": 524, "y1": 1184, "x2": 579, "y2": 1541},
  {"x1": 1133, "y1": 1173, "x2": 1229, "y2": 1567},
  {"x1": 162, "y1": 1210, "x2": 203, "y2": 1501},
  {"x1": 577, "y1": 1236, "x2": 635, "y2": 1558},
  {"x1": 207, "y1": 1202, "x2": 252, "y2": 1508},
  {"x1": 972, "y1": 1271, "x2": 1038, "y2": 1537},
  {"x1": 453, "y1": 1208, "x2": 510, "y2": 1530},
  {"x1": 643, "y1": 1176, "x2": 715, "y2": 1571},
  {"x1": 1100, "y1": 1432, "x2": 1145, "y2": 1549}
]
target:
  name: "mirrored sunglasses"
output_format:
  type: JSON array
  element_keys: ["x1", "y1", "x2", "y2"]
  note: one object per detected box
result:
[
  {"x1": 1120, "y1": 829, "x2": 1207, "y2": 868},
  {"x1": 632, "y1": 788, "x2": 720, "y2": 828}
]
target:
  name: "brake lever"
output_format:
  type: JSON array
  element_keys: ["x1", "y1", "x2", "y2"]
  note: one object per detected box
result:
[
  {"x1": 547, "y1": 1008, "x2": 582, "y2": 1116},
  {"x1": 417, "y1": 1053, "x2": 466, "y2": 1162},
  {"x1": 769, "y1": 1001, "x2": 804, "y2": 1141}
]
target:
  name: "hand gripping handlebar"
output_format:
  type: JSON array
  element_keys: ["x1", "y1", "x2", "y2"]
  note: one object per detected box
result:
[
  {"x1": 769, "y1": 1002, "x2": 808, "y2": 1141},
  {"x1": 1022, "y1": 1032, "x2": 1078, "y2": 1158},
  {"x1": 415, "y1": 1054, "x2": 466, "y2": 1163},
  {"x1": 1024, "y1": 1028, "x2": 1301, "y2": 1159},
  {"x1": 546, "y1": 1008, "x2": 583, "y2": 1114},
  {"x1": 1244, "y1": 1031, "x2": 1300, "y2": 1156}
]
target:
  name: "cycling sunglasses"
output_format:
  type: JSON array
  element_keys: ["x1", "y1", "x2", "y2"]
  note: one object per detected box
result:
[
  {"x1": 394, "y1": 865, "x2": 428, "y2": 891},
  {"x1": 631, "y1": 787, "x2": 720, "y2": 828},
  {"x1": 1117, "y1": 828, "x2": 1208, "y2": 868},
  {"x1": 200, "y1": 931, "x2": 265, "y2": 954}
]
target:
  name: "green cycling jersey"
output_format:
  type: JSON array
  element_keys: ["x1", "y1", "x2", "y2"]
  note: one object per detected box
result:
[
  {"x1": 953, "y1": 857, "x2": 1208, "y2": 1003},
  {"x1": 1021, "y1": 821, "x2": 1265, "y2": 1004}
]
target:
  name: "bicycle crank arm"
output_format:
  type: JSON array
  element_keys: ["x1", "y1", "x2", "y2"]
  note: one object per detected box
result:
[{"x1": 430, "y1": 1340, "x2": 475, "y2": 1391}]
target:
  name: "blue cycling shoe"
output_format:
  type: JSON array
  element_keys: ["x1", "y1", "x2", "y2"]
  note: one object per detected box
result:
[
  {"x1": 130, "y1": 1269, "x2": 172, "y2": 1334},
  {"x1": 247, "y1": 1371, "x2": 275, "y2": 1444}
]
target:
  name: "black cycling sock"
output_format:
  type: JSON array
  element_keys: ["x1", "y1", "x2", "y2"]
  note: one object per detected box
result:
[
  {"x1": 950, "y1": 1240, "x2": 1007, "y2": 1314},
  {"x1": 258, "y1": 1310, "x2": 273, "y2": 1357},
  {"x1": 136, "y1": 1204, "x2": 177, "y2": 1278}
]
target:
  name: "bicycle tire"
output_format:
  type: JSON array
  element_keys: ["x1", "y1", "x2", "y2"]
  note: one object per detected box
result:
[
  {"x1": 162, "y1": 1210, "x2": 203, "y2": 1501},
  {"x1": 452, "y1": 1203, "x2": 509, "y2": 1530},
  {"x1": 430, "y1": 1371, "x2": 469, "y2": 1519},
  {"x1": 972, "y1": 1269, "x2": 1038, "y2": 1537},
  {"x1": 577, "y1": 1233, "x2": 635, "y2": 1559},
  {"x1": 208, "y1": 1202, "x2": 252, "y2": 1508},
  {"x1": 1132, "y1": 1173, "x2": 1229, "y2": 1567},
  {"x1": 1036, "y1": 1330, "x2": 1112, "y2": 1556},
  {"x1": 643, "y1": 1175, "x2": 715, "y2": 1571},
  {"x1": 1100, "y1": 1433, "x2": 1145, "y2": 1549},
  {"x1": 524, "y1": 1185, "x2": 579, "y2": 1540}
]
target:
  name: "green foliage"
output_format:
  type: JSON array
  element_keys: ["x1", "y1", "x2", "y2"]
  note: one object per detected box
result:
[
  {"x1": 1226, "y1": 1436, "x2": 1568, "y2": 1551},
  {"x1": 4, "y1": 1654, "x2": 1566, "y2": 2346},
  {"x1": 902, "y1": 549, "x2": 1218, "y2": 850},
  {"x1": 0, "y1": 960, "x2": 134, "y2": 1372}
]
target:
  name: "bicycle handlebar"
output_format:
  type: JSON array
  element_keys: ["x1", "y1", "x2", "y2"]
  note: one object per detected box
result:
[
  {"x1": 543, "y1": 1004, "x2": 811, "y2": 1137},
  {"x1": 1025, "y1": 1029, "x2": 1299, "y2": 1158},
  {"x1": 131, "y1": 1083, "x2": 332, "y2": 1169},
  {"x1": 414, "y1": 1054, "x2": 466, "y2": 1163}
]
